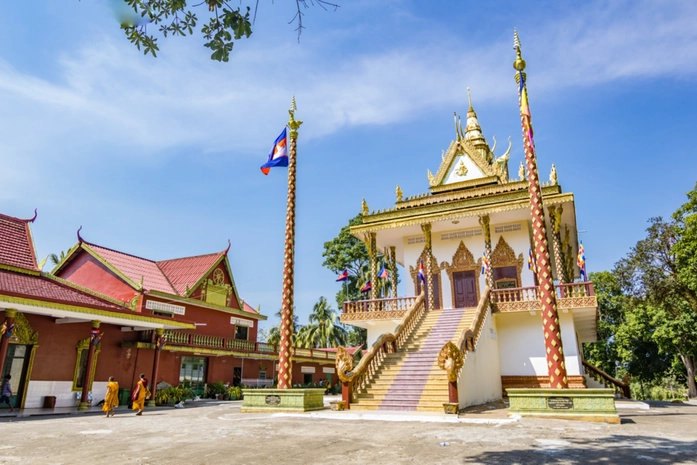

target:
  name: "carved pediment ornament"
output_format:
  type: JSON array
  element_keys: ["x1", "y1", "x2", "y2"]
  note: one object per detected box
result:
[
  {"x1": 442, "y1": 241, "x2": 482, "y2": 309},
  {"x1": 491, "y1": 236, "x2": 524, "y2": 286},
  {"x1": 11, "y1": 312, "x2": 38, "y2": 345}
]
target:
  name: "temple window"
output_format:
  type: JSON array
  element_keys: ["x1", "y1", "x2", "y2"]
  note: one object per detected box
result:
[{"x1": 235, "y1": 325, "x2": 248, "y2": 341}]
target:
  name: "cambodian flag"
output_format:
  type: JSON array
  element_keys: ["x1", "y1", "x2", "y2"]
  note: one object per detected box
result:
[
  {"x1": 360, "y1": 280, "x2": 372, "y2": 293},
  {"x1": 378, "y1": 265, "x2": 389, "y2": 279},
  {"x1": 260, "y1": 128, "x2": 289, "y2": 175},
  {"x1": 335, "y1": 270, "x2": 348, "y2": 282},
  {"x1": 577, "y1": 242, "x2": 587, "y2": 281},
  {"x1": 418, "y1": 260, "x2": 425, "y2": 283},
  {"x1": 481, "y1": 252, "x2": 490, "y2": 275}
]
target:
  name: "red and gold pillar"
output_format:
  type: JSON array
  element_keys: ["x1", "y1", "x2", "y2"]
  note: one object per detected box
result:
[
  {"x1": 78, "y1": 320, "x2": 101, "y2": 410},
  {"x1": 277, "y1": 98, "x2": 302, "y2": 390},
  {"x1": 548, "y1": 205, "x2": 567, "y2": 285},
  {"x1": 421, "y1": 223, "x2": 435, "y2": 310},
  {"x1": 0, "y1": 309, "x2": 17, "y2": 376},
  {"x1": 479, "y1": 215, "x2": 494, "y2": 289},
  {"x1": 514, "y1": 31, "x2": 568, "y2": 389},
  {"x1": 389, "y1": 246, "x2": 397, "y2": 299},
  {"x1": 148, "y1": 328, "x2": 165, "y2": 407}
]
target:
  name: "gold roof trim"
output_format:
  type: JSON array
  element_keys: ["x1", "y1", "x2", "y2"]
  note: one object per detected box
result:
[
  {"x1": 430, "y1": 139, "x2": 497, "y2": 190},
  {"x1": 351, "y1": 192, "x2": 574, "y2": 234}
]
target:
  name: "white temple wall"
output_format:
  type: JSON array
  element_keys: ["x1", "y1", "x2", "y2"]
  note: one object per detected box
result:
[
  {"x1": 459, "y1": 309, "x2": 502, "y2": 408},
  {"x1": 495, "y1": 312, "x2": 547, "y2": 376},
  {"x1": 366, "y1": 321, "x2": 401, "y2": 349},
  {"x1": 495, "y1": 310, "x2": 582, "y2": 376},
  {"x1": 24, "y1": 380, "x2": 108, "y2": 408}
]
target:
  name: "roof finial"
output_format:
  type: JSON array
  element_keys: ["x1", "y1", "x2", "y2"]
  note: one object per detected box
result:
[
  {"x1": 224, "y1": 239, "x2": 231, "y2": 254},
  {"x1": 77, "y1": 226, "x2": 84, "y2": 243},
  {"x1": 513, "y1": 29, "x2": 526, "y2": 71},
  {"x1": 290, "y1": 94, "x2": 297, "y2": 113},
  {"x1": 29, "y1": 208, "x2": 38, "y2": 223},
  {"x1": 467, "y1": 87, "x2": 473, "y2": 111}
]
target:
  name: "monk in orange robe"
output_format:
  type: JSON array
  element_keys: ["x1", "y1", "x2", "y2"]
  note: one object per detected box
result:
[
  {"x1": 102, "y1": 376, "x2": 119, "y2": 418},
  {"x1": 131, "y1": 373, "x2": 150, "y2": 416}
]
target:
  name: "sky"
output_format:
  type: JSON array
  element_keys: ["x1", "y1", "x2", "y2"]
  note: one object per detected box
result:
[{"x1": 1, "y1": 1, "x2": 696, "y2": 334}]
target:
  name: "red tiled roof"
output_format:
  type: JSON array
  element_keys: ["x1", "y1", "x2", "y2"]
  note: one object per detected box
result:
[
  {"x1": 85, "y1": 244, "x2": 177, "y2": 294},
  {"x1": 157, "y1": 253, "x2": 223, "y2": 296},
  {"x1": 0, "y1": 213, "x2": 38, "y2": 271},
  {"x1": 242, "y1": 301, "x2": 258, "y2": 314},
  {"x1": 0, "y1": 269, "x2": 121, "y2": 310}
]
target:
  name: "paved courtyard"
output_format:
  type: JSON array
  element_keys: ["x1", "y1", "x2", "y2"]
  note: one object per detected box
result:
[{"x1": 0, "y1": 400, "x2": 695, "y2": 464}]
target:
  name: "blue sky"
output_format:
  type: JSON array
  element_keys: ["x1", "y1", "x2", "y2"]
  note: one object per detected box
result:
[{"x1": 1, "y1": 1, "x2": 696, "y2": 333}]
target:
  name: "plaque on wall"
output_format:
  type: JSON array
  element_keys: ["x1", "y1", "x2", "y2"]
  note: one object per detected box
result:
[
  {"x1": 547, "y1": 397, "x2": 573, "y2": 410},
  {"x1": 265, "y1": 395, "x2": 281, "y2": 405}
]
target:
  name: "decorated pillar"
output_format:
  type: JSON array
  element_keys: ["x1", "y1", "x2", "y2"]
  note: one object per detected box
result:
[
  {"x1": 479, "y1": 215, "x2": 494, "y2": 289},
  {"x1": 0, "y1": 309, "x2": 17, "y2": 376},
  {"x1": 389, "y1": 246, "x2": 397, "y2": 299},
  {"x1": 78, "y1": 320, "x2": 101, "y2": 410},
  {"x1": 368, "y1": 232, "x2": 378, "y2": 302},
  {"x1": 277, "y1": 98, "x2": 302, "y2": 390},
  {"x1": 548, "y1": 205, "x2": 567, "y2": 285},
  {"x1": 421, "y1": 223, "x2": 435, "y2": 310},
  {"x1": 148, "y1": 328, "x2": 166, "y2": 407},
  {"x1": 513, "y1": 31, "x2": 568, "y2": 388}
]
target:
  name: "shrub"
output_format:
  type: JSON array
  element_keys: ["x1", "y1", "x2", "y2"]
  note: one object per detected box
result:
[
  {"x1": 155, "y1": 385, "x2": 194, "y2": 405},
  {"x1": 205, "y1": 381, "x2": 227, "y2": 398}
]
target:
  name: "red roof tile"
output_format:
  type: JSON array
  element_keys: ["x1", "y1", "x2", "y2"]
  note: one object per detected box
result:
[
  {"x1": 0, "y1": 269, "x2": 121, "y2": 310},
  {"x1": 157, "y1": 253, "x2": 223, "y2": 296},
  {"x1": 85, "y1": 244, "x2": 176, "y2": 294},
  {"x1": 242, "y1": 301, "x2": 258, "y2": 314},
  {"x1": 0, "y1": 213, "x2": 38, "y2": 271}
]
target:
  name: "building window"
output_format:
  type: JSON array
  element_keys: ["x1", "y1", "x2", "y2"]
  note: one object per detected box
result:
[
  {"x1": 235, "y1": 325, "x2": 248, "y2": 341},
  {"x1": 259, "y1": 371, "x2": 266, "y2": 380},
  {"x1": 303, "y1": 373, "x2": 313, "y2": 385},
  {"x1": 72, "y1": 338, "x2": 100, "y2": 392},
  {"x1": 153, "y1": 310, "x2": 174, "y2": 318}
]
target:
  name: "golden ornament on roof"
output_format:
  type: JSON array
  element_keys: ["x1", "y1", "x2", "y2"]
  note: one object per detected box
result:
[
  {"x1": 396, "y1": 184, "x2": 403, "y2": 203},
  {"x1": 427, "y1": 169, "x2": 436, "y2": 186},
  {"x1": 550, "y1": 164, "x2": 558, "y2": 185},
  {"x1": 518, "y1": 161, "x2": 525, "y2": 181},
  {"x1": 456, "y1": 160, "x2": 468, "y2": 177}
]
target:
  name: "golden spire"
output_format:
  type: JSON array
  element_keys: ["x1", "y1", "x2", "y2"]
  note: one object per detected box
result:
[
  {"x1": 513, "y1": 29, "x2": 526, "y2": 72},
  {"x1": 467, "y1": 87, "x2": 473, "y2": 111},
  {"x1": 288, "y1": 95, "x2": 302, "y2": 139}
]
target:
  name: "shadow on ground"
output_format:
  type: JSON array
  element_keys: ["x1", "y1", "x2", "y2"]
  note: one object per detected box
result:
[{"x1": 461, "y1": 434, "x2": 696, "y2": 464}]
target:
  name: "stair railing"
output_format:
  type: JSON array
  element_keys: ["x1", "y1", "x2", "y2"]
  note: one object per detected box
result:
[
  {"x1": 437, "y1": 286, "x2": 491, "y2": 404},
  {"x1": 582, "y1": 360, "x2": 631, "y2": 399},
  {"x1": 335, "y1": 292, "x2": 426, "y2": 409}
]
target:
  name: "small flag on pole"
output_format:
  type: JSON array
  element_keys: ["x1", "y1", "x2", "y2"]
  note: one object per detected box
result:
[
  {"x1": 418, "y1": 260, "x2": 425, "y2": 283},
  {"x1": 378, "y1": 265, "x2": 389, "y2": 279},
  {"x1": 528, "y1": 248, "x2": 537, "y2": 274},
  {"x1": 481, "y1": 252, "x2": 490, "y2": 275},
  {"x1": 335, "y1": 270, "x2": 348, "y2": 282},
  {"x1": 260, "y1": 128, "x2": 289, "y2": 175},
  {"x1": 360, "y1": 280, "x2": 372, "y2": 293},
  {"x1": 577, "y1": 242, "x2": 587, "y2": 281}
]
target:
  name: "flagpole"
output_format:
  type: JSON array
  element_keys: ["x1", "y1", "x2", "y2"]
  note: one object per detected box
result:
[
  {"x1": 276, "y1": 97, "x2": 302, "y2": 390},
  {"x1": 513, "y1": 31, "x2": 569, "y2": 389}
]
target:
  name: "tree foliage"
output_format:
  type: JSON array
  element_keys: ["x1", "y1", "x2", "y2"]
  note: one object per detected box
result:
[
  {"x1": 119, "y1": 0, "x2": 338, "y2": 62},
  {"x1": 295, "y1": 296, "x2": 346, "y2": 348}
]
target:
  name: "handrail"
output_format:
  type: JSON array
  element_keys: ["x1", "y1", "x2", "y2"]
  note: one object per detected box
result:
[
  {"x1": 336, "y1": 292, "x2": 426, "y2": 406},
  {"x1": 582, "y1": 360, "x2": 631, "y2": 399},
  {"x1": 455, "y1": 286, "x2": 491, "y2": 353},
  {"x1": 342, "y1": 296, "x2": 419, "y2": 314}
]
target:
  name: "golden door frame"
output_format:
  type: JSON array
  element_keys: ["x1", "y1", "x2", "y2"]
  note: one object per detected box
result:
[
  {"x1": 491, "y1": 236, "x2": 524, "y2": 288},
  {"x1": 409, "y1": 248, "x2": 444, "y2": 309},
  {"x1": 6, "y1": 312, "x2": 39, "y2": 409},
  {"x1": 441, "y1": 241, "x2": 482, "y2": 309}
]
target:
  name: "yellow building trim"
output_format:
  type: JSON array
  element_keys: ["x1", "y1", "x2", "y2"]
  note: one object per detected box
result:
[{"x1": 146, "y1": 290, "x2": 267, "y2": 321}]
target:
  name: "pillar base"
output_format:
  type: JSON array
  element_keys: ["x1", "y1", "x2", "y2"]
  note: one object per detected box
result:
[
  {"x1": 507, "y1": 388, "x2": 619, "y2": 424},
  {"x1": 146, "y1": 400, "x2": 157, "y2": 408},
  {"x1": 240, "y1": 388, "x2": 325, "y2": 413},
  {"x1": 77, "y1": 402, "x2": 90, "y2": 411}
]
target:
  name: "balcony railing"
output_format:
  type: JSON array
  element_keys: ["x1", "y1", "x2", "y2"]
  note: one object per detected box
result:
[
  {"x1": 138, "y1": 331, "x2": 336, "y2": 361},
  {"x1": 343, "y1": 296, "x2": 419, "y2": 314}
]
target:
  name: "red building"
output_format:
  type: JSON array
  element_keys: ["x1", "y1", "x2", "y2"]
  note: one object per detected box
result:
[{"x1": 1, "y1": 212, "x2": 337, "y2": 410}]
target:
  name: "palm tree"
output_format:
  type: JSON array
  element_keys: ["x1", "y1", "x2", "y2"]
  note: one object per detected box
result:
[
  {"x1": 49, "y1": 250, "x2": 68, "y2": 266},
  {"x1": 266, "y1": 308, "x2": 299, "y2": 346},
  {"x1": 297, "y1": 297, "x2": 347, "y2": 348}
]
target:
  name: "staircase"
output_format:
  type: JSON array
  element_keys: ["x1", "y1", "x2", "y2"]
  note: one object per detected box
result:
[{"x1": 350, "y1": 307, "x2": 475, "y2": 411}]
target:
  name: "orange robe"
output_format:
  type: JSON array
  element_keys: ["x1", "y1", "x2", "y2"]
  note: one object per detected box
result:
[
  {"x1": 102, "y1": 381, "x2": 119, "y2": 412},
  {"x1": 131, "y1": 380, "x2": 148, "y2": 411}
]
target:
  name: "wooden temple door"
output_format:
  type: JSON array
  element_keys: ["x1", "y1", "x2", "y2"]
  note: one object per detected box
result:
[{"x1": 453, "y1": 271, "x2": 478, "y2": 308}]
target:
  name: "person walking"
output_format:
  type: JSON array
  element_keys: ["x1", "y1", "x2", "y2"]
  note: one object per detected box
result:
[
  {"x1": 103, "y1": 376, "x2": 119, "y2": 418},
  {"x1": 0, "y1": 375, "x2": 13, "y2": 413},
  {"x1": 131, "y1": 373, "x2": 150, "y2": 416}
]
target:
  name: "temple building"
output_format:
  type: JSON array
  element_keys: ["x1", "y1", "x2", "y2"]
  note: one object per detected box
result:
[
  {"x1": 336, "y1": 93, "x2": 624, "y2": 411},
  {"x1": 1, "y1": 212, "x2": 337, "y2": 411}
]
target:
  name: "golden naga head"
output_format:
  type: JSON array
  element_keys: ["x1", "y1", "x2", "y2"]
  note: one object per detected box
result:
[
  {"x1": 336, "y1": 346, "x2": 355, "y2": 383},
  {"x1": 437, "y1": 341, "x2": 464, "y2": 383}
]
